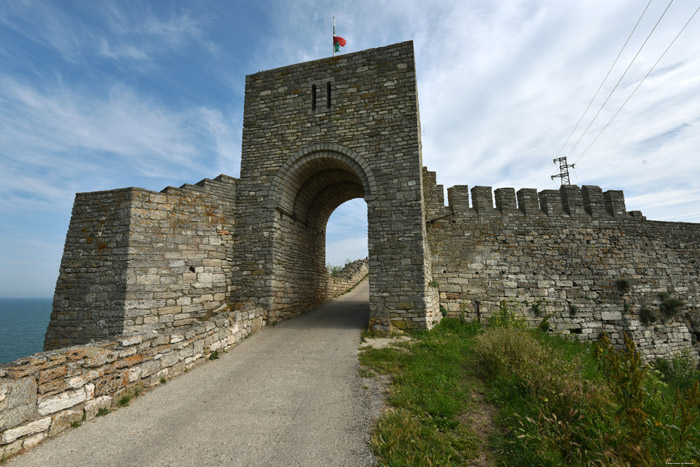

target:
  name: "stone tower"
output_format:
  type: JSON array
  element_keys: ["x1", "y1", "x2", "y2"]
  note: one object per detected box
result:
[{"x1": 233, "y1": 41, "x2": 440, "y2": 332}]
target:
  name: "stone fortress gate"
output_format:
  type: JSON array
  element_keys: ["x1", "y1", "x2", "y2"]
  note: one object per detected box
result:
[
  {"x1": 45, "y1": 41, "x2": 700, "y2": 362},
  {"x1": 46, "y1": 41, "x2": 441, "y2": 349}
]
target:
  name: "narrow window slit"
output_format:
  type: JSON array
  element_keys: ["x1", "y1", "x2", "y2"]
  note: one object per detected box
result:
[
  {"x1": 326, "y1": 82, "x2": 331, "y2": 108},
  {"x1": 312, "y1": 84, "x2": 317, "y2": 110}
]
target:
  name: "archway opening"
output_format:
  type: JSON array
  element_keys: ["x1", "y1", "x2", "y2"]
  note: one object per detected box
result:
[
  {"x1": 325, "y1": 198, "x2": 368, "y2": 272},
  {"x1": 269, "y1": 152, "x2": 371, "y2": 322}
]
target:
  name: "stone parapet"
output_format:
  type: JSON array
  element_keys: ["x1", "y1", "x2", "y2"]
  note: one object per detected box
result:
[{"x1": 2, "y1": 306, "x2": 263, "y2": 461}]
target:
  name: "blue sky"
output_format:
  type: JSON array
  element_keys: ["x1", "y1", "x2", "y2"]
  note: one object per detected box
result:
[{"x1": 1, "y1": 0, "x2": 699, "y2": 297}]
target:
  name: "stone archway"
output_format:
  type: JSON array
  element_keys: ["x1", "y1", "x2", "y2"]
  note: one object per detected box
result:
[
  {"x1": 233, "y1": 41, "x2": 441, "y2": 334},
  {"x1": 266, "y1": 147, "x2": 372, "y2": 322}
]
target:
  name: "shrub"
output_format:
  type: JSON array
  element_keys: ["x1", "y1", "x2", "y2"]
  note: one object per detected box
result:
[
  {"x1": 615, "y1": 278, "x2": 631, "y2": 293},
  {"x1": 640, "y1": 306, "x2": 657, "y2": 325}
]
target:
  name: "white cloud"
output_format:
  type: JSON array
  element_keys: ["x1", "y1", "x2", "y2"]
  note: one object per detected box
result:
[{"x1": 0, "y1": 75, "x2": 241, "y2": 212}]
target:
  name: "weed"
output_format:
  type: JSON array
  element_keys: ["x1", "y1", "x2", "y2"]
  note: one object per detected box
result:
[
  {"x1": 652, "y1": 353, "x2": 700, "y2": 391},
  {"x1": 429, "y1": 280, "x2": 439, "y2": 288},
  {"x1": 439, "y1": 305, "x2": 447, "y2": 317},
  {"x1": 70, "y1": 421, "x2": 81, "y2": 428},
  {"x1": 568, "y1": 303, "x2": 578, "y2": 316},
  {"x1": 529, "y1": 299, "x2": 546, "y2": 317},
  {"x1": 209, "y1": 350, "x2": 219, "y2": 360},
  {"x1": 118, "y1": 394, "x2": 132, "y2": 407},
  {"x1": 538, "y1": 317, "x2": 550, "y2": 332},
  {"x1": 160, "y1": 378, "x2": 167, "y2": 384},
  {"x1": 488, "y1": 300, "x2": 526, "y2": 329},
  {"x1": 615, "y1": 277, "x2": 631, "y2": 293},
  {"x1": 96, "y1": 407, "x2": 109, "y2": 417},
  {"x1": 659, "y1": 292, "x2": 684, "y2": 319}
]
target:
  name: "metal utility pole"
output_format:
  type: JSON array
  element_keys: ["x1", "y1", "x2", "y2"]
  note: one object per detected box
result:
[{"x1": 551, "y1": 156, "x2": 575, "y2": 186}]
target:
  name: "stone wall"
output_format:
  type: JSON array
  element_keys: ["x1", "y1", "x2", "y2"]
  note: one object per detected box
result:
[
  {"x1": 424, "y1": 168, "x2": 700, "y2": 361},
  {"x1": 46, "y1": 189, "x2": 135, "y2": 348},
  {"x1": 2, "y1": 306, "x2": 263, "y2": 460},
  {"x1": 46, "y1": 175, "x2": 237, "y2": 349},
  {"x1": 326, "y1": 259, "x2": 369, "y2": 299}
]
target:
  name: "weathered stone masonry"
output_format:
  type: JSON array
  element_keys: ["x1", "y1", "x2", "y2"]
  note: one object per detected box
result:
[
  {"x1": 423, "y1": 168, "x2": 700, "y2": 361},
  {"x1": 43, "y1": 40, "x2": 700, "y2": 356},
  {"x1": 46, "y1": 175, "x2": 238, "y2": 350}
]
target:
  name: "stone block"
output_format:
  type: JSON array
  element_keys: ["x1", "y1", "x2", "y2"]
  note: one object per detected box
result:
[
  {"x1": 0, "y1": 417, "x2": 50, "y2": 444},
  {"x1": 37, "y1": 389, "x2": 87, "y2": 416},
  {"x1": 49, "y1": 409, "x2": 82, "y2": 436}
]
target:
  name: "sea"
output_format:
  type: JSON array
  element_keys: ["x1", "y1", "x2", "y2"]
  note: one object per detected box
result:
[{"x1": 0, "y1": 298, "x2": 53, "y2": 365}]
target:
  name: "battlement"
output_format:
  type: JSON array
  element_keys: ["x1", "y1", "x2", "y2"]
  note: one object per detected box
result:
[
  {"x1": 422, "y1": 167, "x2": 642, "y2": 221},
  {"x1": 161, "y1": 174, "x2": 238, "y2": 196}
]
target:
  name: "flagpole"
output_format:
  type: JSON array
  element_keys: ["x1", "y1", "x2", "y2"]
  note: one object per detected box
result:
[{"x1": 333, "y1": 16, "x2": 336, "y2": 57}]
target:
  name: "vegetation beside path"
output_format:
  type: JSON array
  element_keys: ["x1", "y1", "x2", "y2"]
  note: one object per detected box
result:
[{"x1": 359, "y1": 308, "x2": 700, "y2": 466}]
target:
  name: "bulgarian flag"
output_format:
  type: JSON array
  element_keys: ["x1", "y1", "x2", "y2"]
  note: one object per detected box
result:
[
  {"x1": 333, "y1": 35, "x2": 347, "y2": 53},
  {"x1": 332, "y1": 16, "x2": 346, "y2": 55}
]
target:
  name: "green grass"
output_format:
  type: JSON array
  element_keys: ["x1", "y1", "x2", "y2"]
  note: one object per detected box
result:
[
  {"x1": 118, "y1": 394, "x2": 133, "y2": 407},
  {"x1": 359, "y1": 318, "x2": 482, "y2": 466},
  {"x1": 362, "y1": 315, "x2": 700, "y2": 466}
]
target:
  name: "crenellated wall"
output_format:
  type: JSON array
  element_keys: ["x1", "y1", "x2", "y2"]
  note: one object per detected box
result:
[{"x1": 424, "y1": 167, "x2": 700, "y2": 361}]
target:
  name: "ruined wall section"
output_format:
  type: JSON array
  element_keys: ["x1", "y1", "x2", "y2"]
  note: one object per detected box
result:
[
  {"x1": 424, "y1": 168, "x2": 700, "y2": 360},
  {"x1": 45, "y1": 189, "x2": 134, "y2": 350},
  {"x1": 124, "y1": 175, "x2": 237, "y2": 333},
  {"x1": 45, "y1": 175, "x2": 238, "y2": 350}
]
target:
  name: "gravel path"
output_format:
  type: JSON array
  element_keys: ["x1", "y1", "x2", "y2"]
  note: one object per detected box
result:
[{"x1": 7, "y1": 280, "x2": 375, "y2": 467}]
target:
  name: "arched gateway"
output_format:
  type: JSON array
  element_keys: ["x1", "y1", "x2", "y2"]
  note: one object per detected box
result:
[
  {"x1": 44, "y1": 42, "x2": 440, "y2": 350},
  {"x1": 233, "y1": 41, "x2": 440, "y2": 333}
]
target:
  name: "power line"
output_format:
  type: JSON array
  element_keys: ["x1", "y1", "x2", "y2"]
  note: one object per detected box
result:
[
  {"x1": 574, "y1": 3, "x2": 700, "y2": 164},
  {"x1": 555, "y1": 0, "x2": 653, "y2": 159},
  {"x1": 564, "y1": 0, "x2": 675, "y2": 160}
]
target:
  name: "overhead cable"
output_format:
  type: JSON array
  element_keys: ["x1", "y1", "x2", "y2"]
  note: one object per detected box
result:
[
  {"x1": 564, "y1": 0, "x2": 675, "y2": 159},
  {"x1": 555, "y1": 0, "x2": 653, "y2": 158},
  {"x1": 574, "y1": 3, "x2": 700, "y2": 164}
]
